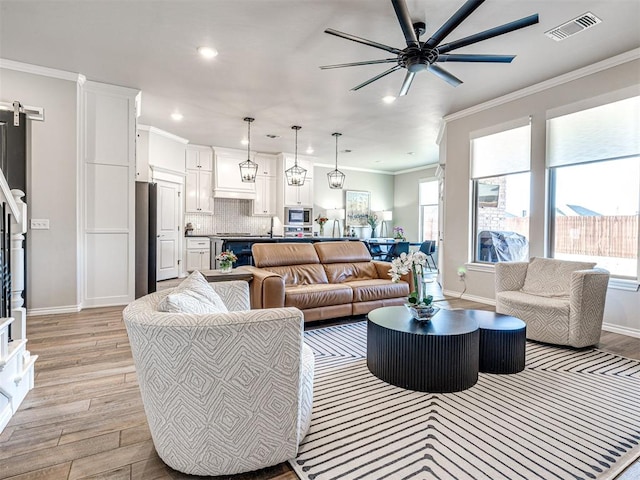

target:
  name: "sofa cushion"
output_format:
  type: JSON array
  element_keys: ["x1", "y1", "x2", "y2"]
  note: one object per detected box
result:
[
  {"x1": 323, "y1": 262, "x2": 379, "y2": 283},
  {"x1": 346, "y1": 279, "x2": 410, "y2": 303},
  {"x1": 285, "y1": 283, "x2": 353, "y2": 310},
  {"x1": 496, "y1": 290, "x2": 570, "y2": 344},
  {"x1": 158, "y1": 270, "x2": 228, "y2": 314},
  {"x1": 314, "y1": 241, "x2": 371, "y2": 263},
  {"x1": 253, "y1": 243, "x2": 319, "y2": 268},
  {"x1": 266, "y1": 264, "x2": 329, "y2": 286},
  {"x1": 521, "y1": 257, "x2": 596, "y2": 297}
]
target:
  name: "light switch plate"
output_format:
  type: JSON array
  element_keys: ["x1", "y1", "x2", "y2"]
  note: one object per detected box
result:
[{"x1": 30, "y1": 219, "x2": 50, "y2": 229}]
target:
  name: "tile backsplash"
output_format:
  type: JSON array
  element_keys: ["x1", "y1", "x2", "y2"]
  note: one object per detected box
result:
[{"x1": 185, "y1": 198, "x2": 272, "y2": 236}]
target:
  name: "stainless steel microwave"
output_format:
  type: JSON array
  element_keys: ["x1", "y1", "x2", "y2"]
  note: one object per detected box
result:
[{"x1": 284, "y1": 207, "x2": 313, "y2": 226}]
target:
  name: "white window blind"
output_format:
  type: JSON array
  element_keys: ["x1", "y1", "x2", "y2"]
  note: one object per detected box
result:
[
  {"x1": 471, "y1": 124, "x2": 531, "y2": 179},
  {"x1": 547, "y1": 96, "x2": 640, "y2": 167},
  {"x1": 419, "y1": 180, "x2": 438, "y2": 205}
]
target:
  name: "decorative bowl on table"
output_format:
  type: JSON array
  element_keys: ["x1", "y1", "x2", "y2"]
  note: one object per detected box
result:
[{"x1": 405, "y1": 303, "x2": 440, "y2": 322}]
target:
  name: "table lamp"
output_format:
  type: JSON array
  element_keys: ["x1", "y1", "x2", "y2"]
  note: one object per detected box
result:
[{"x1": 327, "y1": 208, "x2": 345, "y2": 237}]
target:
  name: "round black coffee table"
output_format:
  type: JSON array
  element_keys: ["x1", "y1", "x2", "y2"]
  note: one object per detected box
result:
[{"x1": 367, "y1": 306, "x2": 479, "y2": 393}]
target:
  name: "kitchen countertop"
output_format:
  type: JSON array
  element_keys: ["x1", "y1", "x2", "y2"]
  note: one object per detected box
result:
[{"x1": 187, "y1": 235, "x2": 360, "y2": 241}]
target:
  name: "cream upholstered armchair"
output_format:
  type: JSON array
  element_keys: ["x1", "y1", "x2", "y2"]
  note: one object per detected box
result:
[
  {"x1": 495, "y1": 257, "x2": 610, "y2": 348},
  {"x1": 123, "y1": 277, "x2": 314, "y2": 476}
]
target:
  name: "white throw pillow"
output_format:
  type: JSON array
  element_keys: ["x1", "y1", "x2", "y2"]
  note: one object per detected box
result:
[{"x1": 158, "y1": 270, "x2": 229, "y2": 314}]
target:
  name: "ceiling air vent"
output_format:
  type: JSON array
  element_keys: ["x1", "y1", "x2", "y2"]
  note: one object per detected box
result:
[{"x1": 545, "y1": 12, "x2": 602, "y2": 41}]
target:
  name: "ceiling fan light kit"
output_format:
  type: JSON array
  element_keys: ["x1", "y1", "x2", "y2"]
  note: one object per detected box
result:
[
  {"x1": 321, "y1": 0, "x2": 539, "y2": 96},
  {"x1": 327, "y1": 132, "x2": 346, "y2": 189},
  {"x1": 238, "y1": 117, "x2": 259, "y2": 183},
  {"x1": 285, "y1": 125, "x2": 307, "y2": 187}
]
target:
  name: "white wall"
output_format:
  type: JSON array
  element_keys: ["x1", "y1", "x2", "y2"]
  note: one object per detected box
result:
[
  {"x1": 441, "y1": 57, "x2": 640, "y2": 333},
  {"x1": 313, "y1": 166, "x2": 394, "y2": 237},
  {"x1": 394, "y1": 166, "x2": 438, "y2": 242},
  {"x1": 0, "y1": 67, "x2": 80, "y2": 311}
]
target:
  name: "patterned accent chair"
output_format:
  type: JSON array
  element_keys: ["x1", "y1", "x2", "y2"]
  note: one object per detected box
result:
[
  {"x1": 123, "y1": 280, "x2": 314, "y2": 476},
  {"x1": 495, "y1": 257, "x2": 610, "y2": 348}
]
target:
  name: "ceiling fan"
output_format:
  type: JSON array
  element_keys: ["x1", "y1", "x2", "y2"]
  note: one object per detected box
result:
[{"x1": 320, "y1": 0, "x2": 539, "y2": 96}]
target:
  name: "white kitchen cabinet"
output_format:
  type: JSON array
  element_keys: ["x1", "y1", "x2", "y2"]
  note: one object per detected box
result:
[
  {"x1": 281, "y1": 153, "x2": 314, "y2": 207},
  {"x1": 186, "y1": 145, "x2": 213, "y2": 170},
  {"x1": 212, "y1": 147, "x2": 256, "y2": 199},
  {"x1": 255, "y1": 153, "x2": 277, "y2": 177},
  {"x1": 185, "y1": 167, "x2": 213, "y2": 213},
  {"x1": 185, "y1": 144, "x2": 214, "y2": 213},
  {"x1": 186, "y1": 237, "x2": 211, "y2": 272},
  {"x1": 284, "y1": 180, "x2": 313, "y2": 206},
  {"x1": 253, "y1": 175, "x2": 277, "y2": 216},
  {"x1": 252, "y1": 153, "x2": 277, "y2": 216}
]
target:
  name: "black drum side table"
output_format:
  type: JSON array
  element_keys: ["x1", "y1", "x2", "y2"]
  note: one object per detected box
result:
[
  {"x1": 367, "y1": 306, "x2": 479, "y2": 393},
  {"x1": 465, "y1": 310, "x2": 526, "y2": 374}
]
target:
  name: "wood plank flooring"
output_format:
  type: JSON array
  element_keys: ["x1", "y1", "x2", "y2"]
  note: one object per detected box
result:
[{"x1": 1, "y1": 284, "x2": 638, "y2": 479}]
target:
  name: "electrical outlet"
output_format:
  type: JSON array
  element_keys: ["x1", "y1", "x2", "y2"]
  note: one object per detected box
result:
[
  {"x1": 457, "y1": 267, "x2": 466, "y2": 281},
  {"x1": 30, "y1": 219, "x2": 50, "y2": 230}
]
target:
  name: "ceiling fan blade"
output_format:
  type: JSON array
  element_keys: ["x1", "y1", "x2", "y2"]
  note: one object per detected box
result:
[
  {"x1": 438, "y1": 14, "x2": 539, "y2": 54},
  {"x1": 325, "y1": 28, "x2": 402, "y2": 54},
  {"x1": 425, "y1": 0, "x2": 485, "y2": 48},
  {"x1": 320, "y1": 58, "x2": 398, "y2": 69},
  {"x1": 351, "y1": 65, "x2": 402, "y2": 91},
  {"x1": 427, "y1": 64, "x2": 463, "y2": 87},
  {"x1": 437, "y1": 53, "x2": 515, "y2": 63},
  {"x1": 398, "y1": 71, "x2": 416, "y2": 96},
  {"x1": 391, "y1": 0, "x2": 419, "y2": 47}
]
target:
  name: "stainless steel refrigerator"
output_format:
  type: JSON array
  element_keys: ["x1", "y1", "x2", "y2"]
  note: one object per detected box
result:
[{"x1": 135, "y1": 182, "x2": 157, "y2": 298}]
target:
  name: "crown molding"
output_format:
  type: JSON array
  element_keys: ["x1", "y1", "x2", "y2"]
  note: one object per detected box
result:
[
  {"x1": 83, "y1": 80, "x2": 140, "y2": 97},
  {"x1": 393, "y1": 163, "x2": 439, "y2": 176},
  {"x1": 444, "y1": 48, "x2": 640, "y2": 123},
  {"x1": 313, "y1": 162, "x2": 393, "y2": 175},
  {"x1": 0, "y1": 58, "x2": 81, "y2": 82},
  {"x1": 137, "y1": 124, "x2": 189, "y2": 144}
]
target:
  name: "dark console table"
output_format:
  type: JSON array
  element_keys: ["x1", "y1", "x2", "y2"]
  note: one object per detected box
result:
[{"x1": 367, "y1": 306, "x2": 480, "y2": 393}]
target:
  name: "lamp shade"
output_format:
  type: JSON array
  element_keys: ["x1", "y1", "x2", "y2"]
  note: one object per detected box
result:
[
  {"x1": 382, "y1": 210, "x2": 393, "y2": 221},
  {"x1": 327, "y1": 208, "x2": 345, "y2": 220}
]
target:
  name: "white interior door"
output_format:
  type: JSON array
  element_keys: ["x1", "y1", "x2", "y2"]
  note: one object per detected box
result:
[{"x1": 156, "y1": 180, "x2": 181, "y2": 280}]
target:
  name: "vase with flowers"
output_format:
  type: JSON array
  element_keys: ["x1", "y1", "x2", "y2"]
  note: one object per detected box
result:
[
  {"x1": 367, "y1": 213, "x2": 379, "y2": 238},
  {"x1": 393, "y1": 226, "x2": 405, "y2": 241},
  {"x1": 389, "y1": 251, "x2": 438, "y2": 321},
  {"x1": 216, "y1": 250, "x2": 237, "y2": 273},
  {"x1": 315, "y1": 215, "x2": 328, "y2": 236}
]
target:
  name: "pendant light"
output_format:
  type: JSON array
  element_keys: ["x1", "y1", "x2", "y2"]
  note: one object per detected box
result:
[
  {"x1": 327, "y1": 132, "x2": 346, "y2": 189},
  {"x1": 238, "y1": 117, "x2": 258, "y2": 183},
  {"x1": 285, "y1": 125, "x2": 307, "y2": 186}
]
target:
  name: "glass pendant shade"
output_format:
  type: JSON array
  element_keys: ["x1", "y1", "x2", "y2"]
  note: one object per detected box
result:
[
  {"x1": 239, "y1": 117, "x2": 258, "y2": 183},
  {"x1": 328, "y1": 132, "x2": 346, "y2": 189},
  {"x1": 285, "y1": 125, "x2": 307, "y2": 186}
]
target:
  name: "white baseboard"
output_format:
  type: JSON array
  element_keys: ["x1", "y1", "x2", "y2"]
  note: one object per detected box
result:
[
  {"x1": 443, "y1": 290, "x2": 496, "y2": 306},
  {"x1": 602, "y1": 322, "x2": 640, "y2": 339},
  {"x1": 27, "y1": 304, "x2": 82, "y2": 316}
]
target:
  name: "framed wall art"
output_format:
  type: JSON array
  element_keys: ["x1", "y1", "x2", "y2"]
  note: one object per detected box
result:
[{"x1": 345, "y1": 190, "x2": 370, "y2": 227}]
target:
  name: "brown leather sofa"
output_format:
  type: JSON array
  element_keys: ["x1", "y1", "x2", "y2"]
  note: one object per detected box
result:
[{"x1": 241, "y1": 241, "x2": 411, "y2": 322}]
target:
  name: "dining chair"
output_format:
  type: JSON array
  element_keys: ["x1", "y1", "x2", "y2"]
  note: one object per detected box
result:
[
  {"x1": 419, "y1": 240, "x2": 437, "y2": 271},
  {"x1": 383, "y1": 241, "x2": 409, "y2": 262}
]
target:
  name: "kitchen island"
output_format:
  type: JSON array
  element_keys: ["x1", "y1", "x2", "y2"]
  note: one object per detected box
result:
[{"x1": 210, "y1": 236, "x2": 361, "y2": 267}]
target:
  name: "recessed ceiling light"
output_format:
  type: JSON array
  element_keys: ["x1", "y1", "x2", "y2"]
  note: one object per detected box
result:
[
  {"x1": 382, "y1": 95, "x2": 396, "y2": 104},
  {"x1": 306, "y1": 147, "x2": 314, "y2": 154},
  {"x1": 171, "y1": 112, "x2": 183, "y2": 121},
  {"x1": 197, "y1": 46, "x2": 218, "y2": 59},
  {"x1": 241, "y1": 139, "x2": 249, "y2": 146},
  {"x1": 407, "y1": 152, "x2": 415, "y2": 155}
]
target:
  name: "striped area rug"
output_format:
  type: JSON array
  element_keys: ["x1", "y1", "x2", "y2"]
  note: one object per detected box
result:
[{"x1": 291, "y1": 322, "x2": 640, "y2": 480}]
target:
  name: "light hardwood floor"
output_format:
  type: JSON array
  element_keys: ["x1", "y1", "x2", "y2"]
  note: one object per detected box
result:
[{"x1": 1, "y1": 284, "x2": 638, "y2": 479}]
